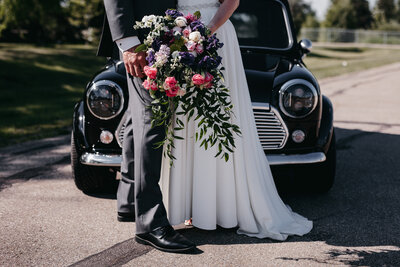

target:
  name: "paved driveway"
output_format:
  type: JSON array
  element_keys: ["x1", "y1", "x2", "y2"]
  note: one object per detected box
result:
[{"x1": 1, "y1": 63, "x2": 400, "y2": 266}]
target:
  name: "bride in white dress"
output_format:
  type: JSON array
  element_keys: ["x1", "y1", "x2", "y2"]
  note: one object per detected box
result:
[{"x1": 160, "y1": 0, "x2": 313, "y2": 240}]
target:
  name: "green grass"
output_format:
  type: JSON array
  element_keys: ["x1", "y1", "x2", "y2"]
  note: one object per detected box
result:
[
  {"x1": 0, "y1": 43, "x2": 105, "y2": 147},
  {"x1": 1, "y1": 43, "x2": 400, "y2": 147},
  {"x1": 305, "y1": 45, "x2": 400, "y2": 79}
]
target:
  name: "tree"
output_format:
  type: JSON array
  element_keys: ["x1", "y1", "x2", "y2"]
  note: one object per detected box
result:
[
  {"x1": 0, "y1": 0, "x2": 103, "y2": 43},
  {"x1": 288, "y1": 0, "x2": 319, "y2": 36},
  {"x1": 324, "y1": 0, "x2": 373, "y2": 29},
  {"x1": 376, "y1": 0, "x2": 396, "y2": 22},
  {"x1": 0, "y1": 0, "x2": 71, "y2": 43},
  {"x1": 63, "y1": 0, "x2": 104, "y2": 43}
]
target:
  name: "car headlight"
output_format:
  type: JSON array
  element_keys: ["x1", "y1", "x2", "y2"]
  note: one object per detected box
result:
[
  {"x1": 279, "y1": 79, "x2": 318, "y2": 118},
  {"x1": 86, "y1": 80, "x2": 124, "y2": 120}
]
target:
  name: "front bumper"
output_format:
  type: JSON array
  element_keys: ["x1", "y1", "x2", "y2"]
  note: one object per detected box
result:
[{"x1": 80, "y1": 152, "x2": 326, "y2": 167}]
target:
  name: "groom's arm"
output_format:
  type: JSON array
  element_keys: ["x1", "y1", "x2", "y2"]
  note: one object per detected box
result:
[
  {"x1": 103, "y1": 0, "x2": 139, "y2": 50},
  {"x1": 103, "y1": 0, "x2": 146, "y2": 77}
]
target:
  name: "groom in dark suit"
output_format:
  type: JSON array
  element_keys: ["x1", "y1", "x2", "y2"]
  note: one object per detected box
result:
[{"x1": 97, "y1": 0, "x2": 195, "y2": 252}]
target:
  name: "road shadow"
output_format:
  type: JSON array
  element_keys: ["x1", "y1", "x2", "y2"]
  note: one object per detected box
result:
[{"x1": 173, "y1": 127, "x2": 400, "y2": 265}]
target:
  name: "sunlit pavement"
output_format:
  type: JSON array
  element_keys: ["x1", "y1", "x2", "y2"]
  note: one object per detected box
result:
[{"x1": 1, "y1": 63, "x2": 400, "y2": 266}]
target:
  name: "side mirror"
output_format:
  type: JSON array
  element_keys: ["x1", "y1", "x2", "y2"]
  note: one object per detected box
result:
[{"x1": 299, "y1": 39, "x2": 313, "y2": 55}]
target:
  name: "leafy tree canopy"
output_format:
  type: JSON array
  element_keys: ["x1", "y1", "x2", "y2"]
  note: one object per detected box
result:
[
  {"x1": 324, "y1": 0, "x2": 374, "y2": 29},
  {"x1": 288, "y1": 0, "x2": 319, "y2": 36}
]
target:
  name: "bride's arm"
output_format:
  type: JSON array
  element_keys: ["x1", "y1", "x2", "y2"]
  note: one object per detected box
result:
[{"x1": 208, "y1": 0, "x2": 240, "y2": 34}]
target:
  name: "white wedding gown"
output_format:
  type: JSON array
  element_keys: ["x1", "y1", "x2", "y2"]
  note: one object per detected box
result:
[{"x1": 159, "y1": 0, "x2": 313, "y2": 240}]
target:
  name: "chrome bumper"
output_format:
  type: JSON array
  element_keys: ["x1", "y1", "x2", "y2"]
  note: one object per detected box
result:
[
  {"x1": 80, "y1": 152, "x2": 326, "y2": 167},
  {"x1": 80, "y1": 152, "x2": 122, "y2": 167},
  {"x1": 267, "y1": 152, "x2": 326, "y2": 165}
]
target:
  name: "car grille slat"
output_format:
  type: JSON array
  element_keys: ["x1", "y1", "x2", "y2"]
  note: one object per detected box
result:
[
  {"x1": 116, "y1": 105, "x2": 289, "y2": 151},
  {"x1": 253, "y1": 106, "x2": 288, "y2": 150}
]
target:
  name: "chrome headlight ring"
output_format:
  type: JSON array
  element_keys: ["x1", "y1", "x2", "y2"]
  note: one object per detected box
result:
[
  {"x1": 86, "y1": 80, "x2": 124, "y2": 120},
  {"x1": 279, "y1": 79, "x2": 318, "y2": 119}
]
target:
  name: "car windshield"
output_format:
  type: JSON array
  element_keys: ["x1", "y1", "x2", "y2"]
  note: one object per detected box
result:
[{"x1": 231, "y1": 0, "x2": 293, "y2": 50}]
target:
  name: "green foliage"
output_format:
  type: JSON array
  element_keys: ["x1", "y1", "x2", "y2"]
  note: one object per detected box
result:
[
  {"x1": 374, "y1": 20, "x2": 400, "y2": 31},
  {"x1": 0, "y1": 43, "x2": 105, "y2": 147},
  {"x1": 288, "y1": 0, "x2": 319, "y2": 36},
  {"x1": 0, "y1": 0, "x2": 70, "y2": 43},
  {"x1": 376, "y1": 0, "x2": 397, "y2": 22},
  {"x1": 303, "y1": 14, "x2": 320, "y2": 28},
  {"x1": 63, "y1": 0, "x2": 104, "y2": 43},
  {"x1": 324, "y1": 0, "x2": 373, "y2": 29},
  {"x1": 0, "y1": 0, "x2": 103, "y2": 43}
]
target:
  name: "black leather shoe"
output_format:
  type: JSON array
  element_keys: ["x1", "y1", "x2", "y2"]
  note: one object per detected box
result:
[
  {"x1": 135, "y1": 225, "x2": 196, "y2": 253},
  {"x1": 117, "y1": 212, "x2": 135, "y2": 222}
]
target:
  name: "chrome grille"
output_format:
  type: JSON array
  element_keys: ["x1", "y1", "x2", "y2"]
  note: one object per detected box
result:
[{"x1": 253, "y1": 103, "x2": 288, "y2": 150}]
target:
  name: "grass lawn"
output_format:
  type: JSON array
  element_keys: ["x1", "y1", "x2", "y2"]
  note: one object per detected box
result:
[
  {"x1": 305, "y1": 45, "x2": 400, "y2": 79},
  {"x1": 1, "y1": 43, "x2": 400, "y2": 147},
  {"x1": 0, "y1": 43, "x2": 105, "y2": 147}
]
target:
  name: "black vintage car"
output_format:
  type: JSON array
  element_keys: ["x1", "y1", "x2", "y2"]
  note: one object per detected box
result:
[{"x1": 71, "y1": 0, "x2": 336, "y2": 194}]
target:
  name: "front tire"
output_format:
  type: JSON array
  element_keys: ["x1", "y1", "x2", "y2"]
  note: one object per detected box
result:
[
  {"x1": 272, "y1": 131, "x2": 336, "y2": 193},
  {"x1": 305, "y1": 130, "x2": 336, "y2": 193},
  {"x1": 70, "y1": 131, "x2": 118, "y2": 194}
]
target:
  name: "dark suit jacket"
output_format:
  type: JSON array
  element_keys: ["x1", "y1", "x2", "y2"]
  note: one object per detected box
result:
[{"x1": 97, "y1": 0, "x2": 176, "y2": 58}]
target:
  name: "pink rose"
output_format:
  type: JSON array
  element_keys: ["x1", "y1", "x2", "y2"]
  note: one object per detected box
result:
[
  {"x1": 192, "y1": 74, "x2": 205, "y2": 86},
  {"x1": 185, "y1": 13, "x2": 196, "y2": 24},
  {"x1": 150, "y1": 81, "x2": 158, "y2": 91},
  {"x1": 166, "y1": 86, "x2": 179, "y2": 97},
  {"x1": 142, "y1": 79, "x2": 151, "y2": 90},
  {"x1": 177, "y1": 88, "x2": 186, "y2": 96},
  {"x1": 143, "y1": 66, "x2": 157, "y2": 79},
  {"x1": 182, "y1": 26, "x2": 192, "y2": 38},
  {"x1": 164, "y1": 76, "x2": 178, "y2": 90},
  {"x1": 195, "y1": 44, "x2": 204, "y2": 54},
  {"x1": 204, "y1": 72, "x2": 213, "y2": 83},
  {"x1": 185, "y1": 40, "x2": 196, "y2": 52}
]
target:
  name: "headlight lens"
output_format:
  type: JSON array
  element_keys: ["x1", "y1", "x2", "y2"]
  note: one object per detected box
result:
[
  {"x1": 86, "y1": 80, "x2": 124, "y2": 120},
  {"x1": 279, "y1": 79, "x2": 318, "y2": 118}
]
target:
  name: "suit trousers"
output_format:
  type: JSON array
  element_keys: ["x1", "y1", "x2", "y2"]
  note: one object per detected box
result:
[{"x1": 118, "y1": 69, "x2": 170, "y2": 234}]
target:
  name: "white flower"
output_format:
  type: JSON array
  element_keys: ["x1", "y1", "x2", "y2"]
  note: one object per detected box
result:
[
  {"x1": 174, "y1": 16, "x2": 187, "y2": 27},
  {"x1": 159, "y1": 44, "x2": 170, "y2": 55},
  {"x1": 155, "y1": 52, "x2": 168, "y2": 65},
  {"x1": 173, "y1": 26, "x2": 182, "y2": 33},
  {"x1": 172, "y1": 51, "x2": 180, "y2": 60},
  {"x1": 189, "y1": 31, "x2": 201, "y2": 42},
  {"x1": 189, "y1": 51, "x2": 198, "y2": 57},
  {"x1": 144, "y1": 35, "x2": 153, "y2": 46}
]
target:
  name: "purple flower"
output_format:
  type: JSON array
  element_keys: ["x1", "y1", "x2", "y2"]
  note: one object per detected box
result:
[
  {"x1": 179, "y1": 52, "x2": 195, "y2": 66},
  {"x1": 151, "y1": 38, "x2": 162, "y2": 51},
  {"x1": 190, "y1": 20, "x2": 206, "y2": 35},
  {"x1": 161, "y1": 31, "x2": 174, "y2": 45},
  {"x1": 198, "y1": 55, "x2": 221, "y2": 70},
  {"x1": 206, "y1": 35, "x2": 224, "y2": 50},
  {"x1": 165, "y1": 9, "x2": 184, "y2": 18},
  {"x1": 146, "y1": 50, "x2": 155, "y2": 65}
]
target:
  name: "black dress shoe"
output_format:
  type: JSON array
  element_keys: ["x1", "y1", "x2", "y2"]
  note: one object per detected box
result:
[
  {"x1": 117, "y1": 212, "x2": 135, "y2": 222},
  {"x1": 135, "y1": 225, "x2": 196, "y2": 253}
]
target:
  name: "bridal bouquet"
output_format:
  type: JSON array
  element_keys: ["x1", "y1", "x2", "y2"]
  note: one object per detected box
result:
[{"x1": 134, "y1": 9, "x2": 241, "y2": 162}]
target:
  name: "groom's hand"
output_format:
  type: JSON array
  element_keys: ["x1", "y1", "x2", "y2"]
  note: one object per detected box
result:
[{"x1": 123, "y1": 45, "x2": 146, "y2": 78}]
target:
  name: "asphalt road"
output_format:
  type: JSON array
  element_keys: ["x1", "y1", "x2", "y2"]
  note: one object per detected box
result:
[{"x1": 1, "y1": 63, "x2": 400, "y2": 266}]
